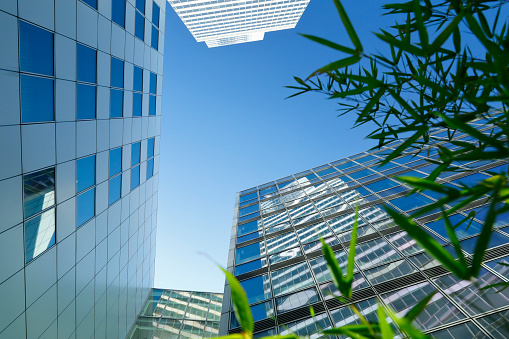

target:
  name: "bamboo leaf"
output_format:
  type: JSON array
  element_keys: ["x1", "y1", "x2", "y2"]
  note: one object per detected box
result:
[
  {"x1": 300, "y1": 34, "x2": 358, "y2": 54},
  {"x1": 333, "y1": 0, "x2": 363, "y2": 52},
  {"x1": 443, "y1": 212, "x2": 469, "y2": 268},
  {"x1": 220, "y1": 266, "x2": 254, "y2": 334},
  {"x1": 405, "y1": 292, "x2": 436, "y2": 322},
  {"x1": 308, "y1": 56, "x2": 361, "y2": 79},
  {"x1": 347, "y1": 205, "x2": 359, "y2": 282},
  {"x1": 321, "y1": 239, "x2": 352, "y2": 298},
  {"x1": 377, "y1": 304, "x2": 393, "y2": 339},
  {"x1": 430, "y1": 11, "x2": 464, "y2": 53}
]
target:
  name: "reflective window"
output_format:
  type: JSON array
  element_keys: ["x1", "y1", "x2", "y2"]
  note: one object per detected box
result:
[
  {"x1": 146, "y1": 158, "x2": 154, "y2": 179},
  {"x1": 23, "y1": 168, "x2": 55, "y2": 219},
  {"x1": 147, "y1": 138, "x2": 155, "y2": 158},
  {"x1": 459, "y1": 232, "x2": 509, "y2": 254},
  {"x1": 330, "y1": 298, "x2": 378, "y2": 327},
  {"x1": 133, "y1": 92, "x2": 142, "y2": 116},
  {"x1": 476, "y1": 310, "x2": 509, "y2": 338},
  {"x1": 136, "y1": 0, "x2": 145, "y2": 13},
  {"x1": 151, "y1": 26, "x2": 159, "y2": 50},
  {"x1": 364, "y1": 259, "x2": 417, "y2": 285},
  {"x1": 321, "y1": 273, "x2": 369, "y2": 297},
  {"x1": 77, "y1": 188, "x2": 95, "y2": 227},
  {"x1": 20, "y1": 21, "x2": 53, "y2": 76},
  {"x1": 236, "y1": 242, "x2": 265, "y2": 265},
  {"x1": 386, "y1": 231, "x2": 422, "y2": 255},
  {"x1": 152, "y1": 2, "x2": 160, "y2": 27},
  {"x1": 230, "y1": 301, "x2": 273, "y2": 328},
  {"x1": 108, "y1": 175, "x2": 121, "y2": 205},
  {"x1": 265, "y1": 232, "x2": 299, "y2": 255},
  {"x1": 76, "y1": 155, "x2": 96, "y2": 193},
  {"x1": 389, "y1": 193, "x2": 432, "y2": 211},
  {"x1": 425, "y1": 214, "x2": 484, "y2": 241},
  {"x1": 24, "y1": 208, "x2": 55, "y2": 263},
  {"x1": 239, "y1": 203, "x2": 259, "y2": 217},
  {"x1": 81, "y1": 0, "x2": 97, "y2": 9},
  {"x1": 240, "y1": 192, "x2": 257, "y2": 203},
  {"x1": 237, "y1": 219, "x2": 262, "y2": 237},
  {"x1": 240, "y1": 275, "x2": 271, "y2": 304},
  {"x1": 279, "y1": 313, "x2": 330, "y2": 338},
  {"x1": 239, "y1": 212, "x2": 260, "y2": 222},
  {"x1": 133, "y1": 66, "x2": 143, "y2": 92},
  {"x1": 135, "y1": 11, "x2": 145, "y2": 40},
  {"x1": 309, "y1": 252, "x2": 348, "y2": 283},
  {"x1": 109, "y1": 147, "x2": 122, "y2": 177},
  {"x1": 271, "y1": 262, "x2": 314, "y2": 297},
  {"x1": 150, "y1": 72, "x2": 157, "y2": 94},
  {"x1": 112, "y1": 0, "x2": 125, "y2": 28},
  {"x1": 131, "y1": 142, "x2": 141, "y2": 165},
  {"x1": 110, "y1": 57, "x2": 124, "y2": 88},
  {"x1": 365, "y1": 179, "x2": 399, "y2": 192},
  {"x1": 263, "y1": 210, "x2": 289, "y2": 227},
  {"x1": 234, "y1": 259, "x2": 263, "y2": 276},
  {"x1": 77, "y1": 43, "x2": 96, "y2": 83},
  {"x1": 354, "y1": 237, "x2": 402, "y2": 270},
  {"x1": 76, "y1": 84, "x2": 96, "y2": 120},
  {"x1": 20, "y1": 75, "x2": 54, "y2": 123},
  {"x1": 131, "y1": 165, "x2": 140, "y2": 190},
  {"x1": 296, "y1": 222, "x2": 332, "y2": 244},
  {"x1": 149, "y1": 95, "x2": 156, "y2": 115},
  {"x1": 110, "y1": 89, "x2": 123, "y2": 118},
  {"x1": 237, "y1": 231, "x2": 260, "y2": 244},
  {"x1": 276, "y1": 288, "x2": 319, "y2": 314},
  {"x1": 428, "y1": 322, "x2": 488, "y2": 339}
]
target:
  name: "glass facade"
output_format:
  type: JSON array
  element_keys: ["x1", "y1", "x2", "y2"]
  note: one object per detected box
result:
[
  {"x1": 220, "y1": 118, "x2": 509, "y2": 338},
  {"x1": 0, "y1": 0, "x2": 165, "y2": 338},
  {"x1": 128, "y1": 289, "x2": 223, "y2": 339}
]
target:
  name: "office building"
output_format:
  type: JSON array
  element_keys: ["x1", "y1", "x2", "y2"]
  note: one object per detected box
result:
[
  {"x1": 167, "y1": 0, "x2": 310, "y2": 47},
  {"x1": 0, "y1": 0, "x2": 165, "y2": 337},
  {"x1": 128, "y1": 288, "x2": 223, "y2": 338},
  {"x1": 220, "y1": 119, "x2": 509, "y2": 338}
]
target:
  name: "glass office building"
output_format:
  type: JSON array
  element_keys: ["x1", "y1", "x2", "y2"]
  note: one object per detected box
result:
[
  {"x1": 168, "y1": 0, "x2": 310, "y2": 47},
  {"x1": 0, "y1": 0, "x2": 165, "y2": 337},
  {"x1": 220, "y1": 119, "x2": 509, "y2": 338},
  {"x1": 128, "y1": 289, "x2": 223, "y2": 338}
]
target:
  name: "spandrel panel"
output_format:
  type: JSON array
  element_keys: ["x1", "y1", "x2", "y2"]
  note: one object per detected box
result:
[
  {"x1": 271, "y1": 262, "x2": 314, "y2": 297},
  {"x1": 276, "y1": 287, "x2": 320, "y2": 314},
  {"x1": 23, "y1": 168, "x2": 55, "y2": 219}
]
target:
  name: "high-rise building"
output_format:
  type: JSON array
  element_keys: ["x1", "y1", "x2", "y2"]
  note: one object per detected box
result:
[
  {"x1": 128, "y1": 288, "x2": 223, "y2": 338},
  {"x1": 219, "y1": 120, "x2": 509, "y2": 338},
  {"x1": 0, "y1": 0, "x2": 165, "y2": 338},
  {"x1": 167, "y1": 0, "x2": 310, "y2": 47}
]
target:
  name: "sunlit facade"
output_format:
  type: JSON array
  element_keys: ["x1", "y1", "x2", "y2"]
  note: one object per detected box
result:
[
  {"x1": 129, "y1": 289, "x2": 223, "y2": 338},
  {"x1": 167, "y1": 0, "x2": 310, "y2": 47},
  {"x1": 220, "y1": 118, "x2": 509, "y2": 338},
  {"x1": 0, "y1": 0, "x2": 165, "y2": 337}
]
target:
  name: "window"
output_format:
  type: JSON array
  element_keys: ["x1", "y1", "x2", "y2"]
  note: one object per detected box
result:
[
  {"x1": 110, "y1": 89, "x2": 123, "y2": 118},
  {"x1": 77, "y1": 43, "x2": 97, "y2": 84},
  {"x1": 20, "y1": 75, "x2": 54, "y2": 123},
  {"x1": 237, "y1": 219, "x2": 261, "y2": 237},
  {"x1": 132, "y1": 142, "x2": 141, "y2": 165},
  {"x1": 146, "y1": 158, "x2": 154, "y2": 179},
  {"x1": 147, "y1": 138, "x2": 155, "y2": 158},
  {"x1": 149, "y1": 95, "x2": 156, "y2": 116},
  {"x1": 77, "y1": 188, "x2": 95, "y2": 227},
  {"x1": 152, "y1": 2, "x2": 160, "y2": 27},
  {"x1": 25, "y1": 208, "x2": 55, "y2": 263},
  {"x1": 131, "y1": 165, "x2": 140, "y2": 190},
  {"x1": 80, "y1": 0, "x2": 97, "y2": 9},
  {"x1": 20, "y1": 21, "x2": 53, "y2": 76},
  {"x1": 111, "y1": 57, "x2": 124, "y2": 88},
  {"x1": 77, "y1": 155, "x2": 96, "y2": 192},
  {"x1": 133, "y1": 66, "x2": 143, "y2": 92},
  {"x1": 151, "y1": 26, "x2": 159, "y2": 50},
  {"x1": 112, "y1": 0, "x2": 126, "y2": 28},
  {"x1": 77, "y1": 84, "x2": 96, "y2": 120},
  {"x1": 235, "y1": 242, "x2": 264, "y2": 265},
  {"x1": 135, "y1": 11, "x2": 145, "y2": 41},
  {"x1": 23, "y1": 168, "x2": 55, "y2": 219},
  {"x1": 109, "y1": 175, "x2": 122, "y2": 205},
  {"x1": 150, "y1": 72, "x2": 157, "y2": 94},
  {"x1": 109, "y1": 147, "x2": 122, "y2": 177},
  {"x1": 133, "y1": 93, "x2": 142, "y2": 116},
  {"x1": 136, "y1": 0, "x2": 145, "y2": 13},
  {"x1": 240, "y1": 275, "x2": 271, "y2": 304}
]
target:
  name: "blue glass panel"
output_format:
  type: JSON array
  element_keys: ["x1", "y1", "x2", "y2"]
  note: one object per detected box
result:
[
  {"x1": 110, "y1": 89, "x2": 123, "y2": 118},
  {"x1": 131, "y1": 142, "x2": 141, "y2": 165},
  {"x1": 151, "y1": 26, "x2": 159, "y2": 50},
  {"x1": 135, "y1": 11, "x2": 145, "y2": 40},
  {"x1": 131, "y1": 165, "x2": 140, "y2": 190},
  {"x1": 239, "y1": 204, "x2": 259, "y2": 217},
  {"x1": 240, "y1": 275, "x2": 271, "y2": 304},
  {"x1": 77, "y1": 188, "x2": 95, "y2": 227},
  {"x1": 150, "y1": 72, "x2": 157, "y2": 94},
  {"x1": 149, "y1": 95, "x2": 156, "y2": 115},
  {"x1": 236, "y1": 242, "x2": 264, "y2": 265},
  {"x1": 77, "y1": 43, "x2": 97, "y2": 83},
  {"x1": 459, "y1": 232, "x2": 509, "y2": 254},
  {"x1": 109, "y1": 147, "x2": 122, "y2": 177},
  {"x1": 20, "y1": 75, "x2": 54, "y2": 123},
  {"x1": 466, "y1": 204, "x2": 509, "y2": 228},
  {"x1": 229, "y1": 301, "x2": 273, "y2": 329},
  {"x1": 24, "y1": 168, "x2": 55, "y2": 219},
  {"x1": 234, "y1": 260, "x2": 262, "y2": 276},
  {"x1": 152, "y1": 2, "x2": 160, "y2": 27},
  {"x1": 133, "y1": 66, "x2": 143, "y2": 92},
  {"x1": 133, "y1": 92, "x2": 142, "y2": 116},
  {"x1": 110, "y1": 57, "x2": 124, "y2": 88},
  {"x1": 136, "y1": 0, "x2": 145, "y2": 13},
  {"x1": 238, "y1": 219, "x2": 261, "y2": 236},
  {"x1": 146, "y1": 158, "x2": 154, "y2": 179},
  {"x1": 77, "y1": 155, "x2": 96, "y2": 193},
  {"x1": 112, "y1": 0, "x2": 125, "y2": 28},
  {"x1": 81, "y1": 0, "x2": 97, "y2": 9},
  {"x1": 237, "y1": 232, "x2": 260, "y2": 244},
  {"x1": 147, "y1": 138, "x2": 155, "y2": 158},
  {"x1": 108, "y1": 175, "x2": 122, "y2": 205},
  {"x1": 77, "y1": 84, "x2": 96, "y2": 120},
  {"x1": 239, "y1": 212, "x2": 260, "y2": 222},
  {"x1": 389, "y1": 194, "x2": 432, "y2": 211},
  {"x1": 24, "y1": 208, "x2": 55, "y2": 263},
  {"x1": 19, "y1": 21, "x2": 53, "y2": 76},
  {"x1": 365, "y1": 179, "x2": 399, "y2": 192},
  {"x1": 240, "y1": 192, "x2": 257, "y2": 203},
  {"x1": 425, "y1": 214, "x2": 484, "y2": 241},
  {"x1": 452, "y1": 173, "x2": 489, "y2": 187}
]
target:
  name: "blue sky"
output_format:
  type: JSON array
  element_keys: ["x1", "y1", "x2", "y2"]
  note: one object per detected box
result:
[{"x1": 155, "y1": 0, "x2": 393, "y2": 292}]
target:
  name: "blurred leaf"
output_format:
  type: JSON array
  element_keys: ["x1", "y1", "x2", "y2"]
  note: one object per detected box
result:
[
  {"x1": 220, "y1": 266, "x2": 254, "y2": 335},
  {"x1": 377, "y1": 305, "x2": 393, "y2": 339},
  {"x1": 332, "y1": 0, "x2": 363, "y2": 52}
]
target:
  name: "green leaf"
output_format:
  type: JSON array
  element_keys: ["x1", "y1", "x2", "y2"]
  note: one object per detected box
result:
[
  {"x1": 308, "y1": 55, "x2": 361, "y2": 79},
  {"x1": 357, "y1": 87, "x2": 386, "y2": 123},
  {"x1": 377, "y1": 304, "x2": 393, "y2": 339},
  {"x1": 332, "y1": 0, "x2": 363, "y2": 52},
  {"x1": 429, "y1": 10, "x2": 464, "y2": 53},
  {"x1": 293, "y1": 77, "x2": 309, "y2": 88},
  {"x1": 405, "y1": 292, "x2": 436, "y2": 322},
  {"x1": 219, "y1": 266, "x2": 254, "y2": 334},
  {"x1": 472, "y1": 196, "x2": 500, "y2": 277},
  {"x1": 300, "y1": 34, "x2": 358, "y2": 55},
  {"x1": 321, "y1": 239, "x2": 352, "y2": 298},
  {"x1": 214, "y1": 334, "x2": 246, "y2": 339},
  {"x1": 347, "y1": 205, "x2": 359, "y2": 282},
  {"x1": 480, "y1": 282, "x2": 509, "y2": 292},
  {"x1": 375, "y1": 31, "x2": 426, "y2": 57},
  {"x1": 443, "y1": 212, "x2": 469, "y2": 271}
]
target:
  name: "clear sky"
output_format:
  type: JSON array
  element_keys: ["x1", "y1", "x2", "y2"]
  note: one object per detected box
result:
[{"x1": 155, "y1": 0, "x2": 393, "y2": 292}]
